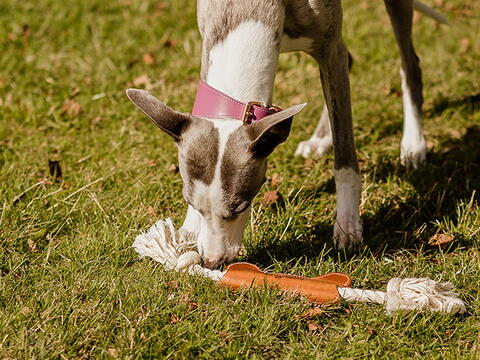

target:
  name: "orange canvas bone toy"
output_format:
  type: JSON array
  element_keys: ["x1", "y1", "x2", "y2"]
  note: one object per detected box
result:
[
  {"x1": 219, "y1": 262, "x2": 351, "y2": 304},
  {"x1": 133, "y1": 219, "x2": 466, "y2": 314}
]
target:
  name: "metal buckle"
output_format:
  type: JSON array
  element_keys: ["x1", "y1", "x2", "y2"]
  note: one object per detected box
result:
[
  {"x1": 242, "y1": 101, "x2": 262, "y2": 124},
  {"x1": 268, "y1": 105, "x2": 282, "y2": 114}
]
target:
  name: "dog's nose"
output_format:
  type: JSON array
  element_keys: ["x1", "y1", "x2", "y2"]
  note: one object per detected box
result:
[{"x1": 200, "y1": 245, "x2": 241, "y2": 269}]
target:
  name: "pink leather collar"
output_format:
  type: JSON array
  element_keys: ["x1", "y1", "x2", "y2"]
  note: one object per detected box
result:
[{"x1": 192, "y1": 81, "x2": 281, "y2": 124}]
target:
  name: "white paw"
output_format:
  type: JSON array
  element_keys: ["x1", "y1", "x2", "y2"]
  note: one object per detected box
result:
[
  {"x1": 400, "y1": 136, "x2": 427, "y2": 168},
  {"x1": 333, "y1": 214, "x2": 363, "y2": 250},
  {"x1": 295, "y1": 136, "x2": 332, "y2": 158}
]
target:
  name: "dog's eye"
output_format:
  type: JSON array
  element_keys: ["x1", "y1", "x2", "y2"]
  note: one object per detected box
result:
[
  {"x1": 222, "y1": 214, "x2": 238, "y2": 221},
  {"x1": 235, "y1": 201, "x2": 250, "y2": 214},
  {"x1": 222, "y1": 201, "x2": 251, "y2": 221}
]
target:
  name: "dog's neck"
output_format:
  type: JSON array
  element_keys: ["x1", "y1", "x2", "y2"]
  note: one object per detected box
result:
[{"x1": 201, "y1": 20, "x2": 280, "y2": 107}]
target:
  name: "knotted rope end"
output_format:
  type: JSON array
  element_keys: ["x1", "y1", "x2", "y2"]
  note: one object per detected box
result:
[{"x1": 385, "y1": 277, "x2": 466, "y2": 314}]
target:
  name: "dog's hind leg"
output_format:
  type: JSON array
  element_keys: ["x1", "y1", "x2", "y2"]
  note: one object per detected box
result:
[
  {"x1": 295, "y1": 103, "x2": 332, "y2": 157},
  {"x1": 384, "y1": 0, "x2": 427, "y2": 167},
  {"x1": 295, "y1": 51, "x2": 353, "y2": 158}
]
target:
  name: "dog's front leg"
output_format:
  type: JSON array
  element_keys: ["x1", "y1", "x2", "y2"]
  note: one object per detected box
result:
[{"x1": 314, "y1": 42, "x2": 363, "y2": 250}]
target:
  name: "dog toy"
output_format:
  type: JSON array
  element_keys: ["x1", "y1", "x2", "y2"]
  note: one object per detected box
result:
[{"x1": 133, "y1": 219, "x2": 466, "y2": 314}]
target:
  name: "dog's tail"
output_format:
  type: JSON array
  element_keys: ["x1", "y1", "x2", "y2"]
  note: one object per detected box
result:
[{"x1": 413, "y1": 0, "x2": 449, "y2": 25}]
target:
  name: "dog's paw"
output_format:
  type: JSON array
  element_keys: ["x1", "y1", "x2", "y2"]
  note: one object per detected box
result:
[
  {"x1": 400, "y1": 135, "x2": 427, "y2": 168},
  {"x1": 295, "y1": 136, "x2": 332, "y2": 158},
  {"x1": 333, "y1": 214, "x2": 363, "y2": 251}
]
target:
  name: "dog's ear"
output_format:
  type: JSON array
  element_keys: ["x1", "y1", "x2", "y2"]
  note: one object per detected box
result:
[
  {"x1": 247, "y1": 103, "x2": 306, "y2": 157},
  {"x1": 126, "y1": 89, "x2": 190, "y2": 141}
]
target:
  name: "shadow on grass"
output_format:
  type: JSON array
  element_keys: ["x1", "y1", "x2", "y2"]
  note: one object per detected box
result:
[
  {"x1": 246, "y1": 123, "x2": 480, "y2": 266},
  {"x1": 364, "y1": 124, "x2": 480, "y2": 249},
  {"x1": 244, "y1": 221, "x2": 336, "y2": 267},
  {"x1": 430, "y1": 92, "x2": 480, "y2": 116}
]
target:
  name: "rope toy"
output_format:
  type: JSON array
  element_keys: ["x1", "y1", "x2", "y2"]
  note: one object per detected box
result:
[{"x1": 133, "y1": 219, "x2": 466, "y2": 314}]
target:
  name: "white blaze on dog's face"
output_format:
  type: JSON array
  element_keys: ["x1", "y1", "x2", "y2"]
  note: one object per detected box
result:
[
  {"x1": 178, "y1": 119, "x2": 266, "y2": 268},
  {"x1": 126, "y1": 89, "x2": 305, "y2": 268}
]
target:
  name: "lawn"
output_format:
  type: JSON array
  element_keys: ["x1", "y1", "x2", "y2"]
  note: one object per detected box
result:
[{"x1": 1, "y1": 0, "x2": 479, "y2": 358}]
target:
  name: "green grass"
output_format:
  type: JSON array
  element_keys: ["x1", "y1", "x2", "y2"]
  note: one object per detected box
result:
[{"x1": 1, "y1": 0, "x2": 479, "y2": 358}]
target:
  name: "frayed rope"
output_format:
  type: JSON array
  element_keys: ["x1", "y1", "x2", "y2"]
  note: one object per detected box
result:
[
  {"x1": 133, "y1": 219, "x2": 466, "y2": 314},
  {"x1": 132, "y1": 219, "x2": 225, "y2": 281}
]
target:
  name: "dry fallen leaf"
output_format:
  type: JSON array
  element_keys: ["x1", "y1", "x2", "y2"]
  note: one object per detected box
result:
[
  {"x1": 299, "y1": 307, "x2": 324, "y2": 319},
  {"x1": 133, "y1": 74, "x2": 151, "y2": 88},
  {"x1": 145, "y1": 159, "x2": 157, "y2": 167},
  {"x1": 164, "y1": 39, "x2": 177, "y2": 48},
  {"x1": 219, "y1": 331, "x2": 231, "y2": 343},
  {"x1": 307, "y1": 320, "x2": 320, "y2": 331},
  {"x1": 107, "y1": 348, "x2": 119, "y2": 358},
  {"x1": 27, "y1": 239, "x2": 38, "y2": 252},
  {"x1": 168, "y1": 164, "x2": 178, "y2": 173},
  {"x1": 428, "y1": 233, "x2": 455, "y2": 246},
  {"x1": 169, "y1": 314, "x2": 181, "y2": 324},
  {"x1": 143, "y1": 53, "x2": 155, "y2": 65},
  {"x1": 146, "y1": 206, "x2": 157, "y2": 217},
  {"x1": 21, "y1": 306, "x2": 31, "y2": 314},
  {"x1": 460, "y1": 38, "x2": 470, "y2": 53},
  {"x1": 166, "y1": 280, "x2": 180, "y2": 290},
  {"x1": 62, "y1": 99, "x2": 81, "y2": 117},
  {"x1": 262, "y1": 190, "x2": 283, "y2": 206},
  {"x1": 304, "y1": 158, "x2": 315, "y2": 168},
  {"x1": 187, "y1": 302, "x2": 198, "y2": 311}
]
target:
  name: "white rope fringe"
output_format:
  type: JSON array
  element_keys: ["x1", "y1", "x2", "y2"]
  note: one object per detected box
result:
[
  {"x1": 132, "y1": 219, "x2": 226, "y2": 281},
  {"x1": 133, "y1": 219, "x2": 466, "y2": 314},
  {"x1": 339, "y1": 277, "x2": 466, "y2": 314}
]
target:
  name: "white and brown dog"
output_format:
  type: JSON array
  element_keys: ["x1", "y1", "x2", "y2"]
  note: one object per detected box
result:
[{"x1": 127, "y1": 0, "x2": 447, "y2": 268}]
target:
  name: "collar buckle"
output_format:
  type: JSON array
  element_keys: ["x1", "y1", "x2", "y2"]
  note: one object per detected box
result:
[{"x1": 242, "y1": 101, "x2": 263, "y2": 124}]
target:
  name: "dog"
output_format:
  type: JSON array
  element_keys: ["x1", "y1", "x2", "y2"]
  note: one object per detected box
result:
[{"x1": 127, "y1": 0, "x2": 447, "y2": 268}]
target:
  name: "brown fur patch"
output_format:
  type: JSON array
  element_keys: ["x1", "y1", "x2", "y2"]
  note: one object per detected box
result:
[
  {"x1": 179, "y1": 119, "x2": 219, "y2": 189},
  {"x1": 220, "y1": 126, "x2": 267, "y2": 217}
]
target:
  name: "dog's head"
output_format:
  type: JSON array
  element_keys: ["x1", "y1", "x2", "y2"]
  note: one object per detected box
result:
[{"x1": 127, "y1": 89, "x2": 305, "y2": 268}]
